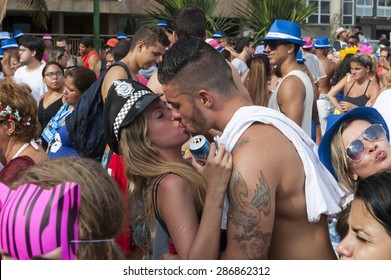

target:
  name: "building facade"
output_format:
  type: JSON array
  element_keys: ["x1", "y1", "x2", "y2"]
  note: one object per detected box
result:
[{"x1": 2, "y1": 0, "x2": 391, "y2": 41}]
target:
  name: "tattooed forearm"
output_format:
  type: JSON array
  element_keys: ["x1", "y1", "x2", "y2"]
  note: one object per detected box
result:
[{"x1": 228, "y1": 165, "x2": 272, "y2": 259}]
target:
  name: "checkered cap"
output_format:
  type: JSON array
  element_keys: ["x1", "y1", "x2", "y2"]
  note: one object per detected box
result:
[{"x1": 103, "y1": 79, "x2": 162, "y2": 154}]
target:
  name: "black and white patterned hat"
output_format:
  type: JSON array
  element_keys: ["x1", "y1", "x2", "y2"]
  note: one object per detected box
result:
[{"x1": 103, "y1": 79, "x2": 162, "y2": 154}]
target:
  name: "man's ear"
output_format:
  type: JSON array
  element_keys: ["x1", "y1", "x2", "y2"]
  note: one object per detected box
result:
[
  {"x1": 136, "y1": 41, "x2": 145, "y2": 53},
  {"x1": 172, "y1": 31, "x2": 179, "y2": 42},
  {"x1": 197, "y1": 90, "x2": 212, "y2": 108}
]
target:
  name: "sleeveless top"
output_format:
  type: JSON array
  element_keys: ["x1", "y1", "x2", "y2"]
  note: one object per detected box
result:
[
  {"x1": 152, "y1": 172, "x2": 227, "y2": 255},
  {"x1": 343, "y1": 80, "x2": 371, "y2": 107},
  {"x1": 83, "y1": 50, "x2": 100, "y2": 69},
  {"x1": 38, "y1": 97, "x2": 63, "y2": 149},
  {"x1": 268, "y1": 69, "x2": 314, "y2": 137}
]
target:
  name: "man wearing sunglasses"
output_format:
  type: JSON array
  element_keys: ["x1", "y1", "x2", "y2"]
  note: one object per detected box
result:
[{"x1": 262, "y1": 20, "x2": 314, "y2": 138}]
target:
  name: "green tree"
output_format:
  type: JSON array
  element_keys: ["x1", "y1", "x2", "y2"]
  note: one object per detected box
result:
[
  {"x1": 236, "y1": 0, "x2": 317, "y2": 41},
  {"x1": 1, "y1": 0, "x2": 49, "y2": 30},
  {"x1": 145, "y1": 0, "x2": 238, "y2": 37}
]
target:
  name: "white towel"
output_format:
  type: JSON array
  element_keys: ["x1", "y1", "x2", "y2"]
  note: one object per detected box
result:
[{"x1": 220, "y1": 106, "x2": 345, "y2": 223}]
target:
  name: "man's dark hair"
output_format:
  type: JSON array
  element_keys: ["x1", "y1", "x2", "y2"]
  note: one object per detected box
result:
[
  {"x1": 380, "y1": 38, "x2": 391, "y2": 47},
  {"x1": 130, "y1": 24, "x2": 170, "y2": 51},
  {"x1": 80, "y1": 36, "x2": 94, "y2": 48},
  {"x1": 19, "y1": 36, "x2": 45, "y2": 62},
  {"x1": 158, "y1": 37, "x2": 235, "y2": 95},
  {"x1": 56, "y1": 36, "x2": 70, "y2": 45},
  {"x1": 349, "y1": 34, "x2": 360, "y2": 42},
  {"x1": 173, "y1": 4, "x2": 207, "y2": 40},
  {"x1": 354, "y1": 25, "x2": 362, "y2": 32},
  {"x1": 113, "y1": 40, "x2": 131, "y2": 61},
  {"x1": 235, "y1": 37, "x2": 253, "y2": 53}
]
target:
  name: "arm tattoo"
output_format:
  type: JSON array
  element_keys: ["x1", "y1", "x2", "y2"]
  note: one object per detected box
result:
[
  {"x1": 228, "y1": 165, "x2": 272, "y2": 259},
  {"x1": 233, "y1": 137, "x2": 249, "y2": 151}
]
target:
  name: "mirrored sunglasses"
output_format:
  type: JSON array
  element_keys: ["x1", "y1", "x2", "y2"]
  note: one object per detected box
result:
[{"x1": 346, "y1": 124, "x2": 386, "y2": 161}]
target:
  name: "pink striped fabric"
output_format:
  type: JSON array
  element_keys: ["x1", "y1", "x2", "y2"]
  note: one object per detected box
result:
[{"x1": 0, "y1": 182, "x2": 81, "y2": 260}]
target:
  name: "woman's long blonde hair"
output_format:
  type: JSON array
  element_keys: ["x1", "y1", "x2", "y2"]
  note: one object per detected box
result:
[{"x1": 119, "y1": 112, "x2": 207, "y2": 251}]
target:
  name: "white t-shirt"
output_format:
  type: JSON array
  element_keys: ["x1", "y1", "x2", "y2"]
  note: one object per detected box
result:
[
  {"x1": 13, "y1": 64, "x2": 47, "y2": 103},
  {"x1": 231, "y1": 57, "x2": 248, "y2": 77},
  {"x1": 373, "y1": 89, "x2": 391, "y2": 132}
]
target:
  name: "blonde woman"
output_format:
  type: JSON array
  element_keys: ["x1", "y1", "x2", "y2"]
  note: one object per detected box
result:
[{"x1": 103, "y1": 79, "x2": 232, "y2": 260}]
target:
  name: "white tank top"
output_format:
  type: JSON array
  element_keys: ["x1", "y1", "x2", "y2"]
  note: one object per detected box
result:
[{"x1": 268, "y1": 70, "x2": 314, "y2": 137}]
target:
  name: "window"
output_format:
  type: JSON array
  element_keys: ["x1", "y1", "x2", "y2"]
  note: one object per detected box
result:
[
  {"x1": 342, "y1": 0, "x2": 354, "y2": 25},
  {"x1": 307, "y1": 0, "x2": 330, "y2": 24},
  {"x1": 378, "y1": 0, "x2": 391, "y2": 17},
  {"x1": 357, "y1": 0, "x2": 373, "y2": 16}
]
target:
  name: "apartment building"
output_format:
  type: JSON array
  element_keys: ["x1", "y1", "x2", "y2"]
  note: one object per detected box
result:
[{"x1": 2, "y1": 0, "x2": 391, "y2": 40}]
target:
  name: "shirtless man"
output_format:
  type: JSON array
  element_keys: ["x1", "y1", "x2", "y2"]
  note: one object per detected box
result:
[
  {"x1": 314, "y1": 37, "x2": 337, "y2": 135},
  {"x1": 101, "y1": 24, "x2": 170, "y2": 102},
  {"x1": 158, "y1": 37, "x2": 343, "y2": 260}
]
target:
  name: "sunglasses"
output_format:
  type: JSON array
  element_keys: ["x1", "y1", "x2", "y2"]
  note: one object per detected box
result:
[
  {"x1": 346, "y1": 124, "x2": 386, "y2": 161},
  {"x1": 264, "y1": 41, "x2": 290, "y2": 51}
]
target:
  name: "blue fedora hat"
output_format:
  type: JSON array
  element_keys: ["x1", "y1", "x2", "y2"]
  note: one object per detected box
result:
[
  {"x1": 157, "y1": 19, "x2": 169, "y2": 27},
  {"x1": 296, "y1": 49, "x2": 306, "y2": 64},
  {"x1": 314, "y1": 36, "x2": 331, "y2": 49},
  {"x1": 117, "y1": 32, "x2": 127, "y2": 40},
  {"x1": 0, "y1": 32, "x2": 11, "y2": 40},
  {"x1": 1, "y1": 38, "x2": 18, "y2": 50},
  {"x1": 13, "y1": 29, "x2": 24, "y2": 39},
  {"x1": 261, "y1": 19, "x2": 305, "y2": 46},
  {"x1": 213, "y1": 31, "x2": 224, "y2": 38},
  {"x1": 318, "y1": 107, "x2": 389, "y2": 179}
]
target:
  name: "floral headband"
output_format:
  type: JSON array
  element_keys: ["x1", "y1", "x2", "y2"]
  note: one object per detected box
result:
[{"x1": 0, "y1": 102, "x2": 31, "y2": 126}]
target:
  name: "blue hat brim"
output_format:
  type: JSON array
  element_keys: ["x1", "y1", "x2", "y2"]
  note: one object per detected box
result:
[
  {"x1": 261, "y1": 36, "x2": 305, "y2": 46},
  {"x1": 318, "y1": 107, "x2": 390, "y2": 179},
  {"x1": 314, "y1": 44, "x2": 331, "y2": 49}
]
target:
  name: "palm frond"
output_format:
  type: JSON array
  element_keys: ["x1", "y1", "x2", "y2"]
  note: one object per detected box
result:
[
  {"x1": 144, "y1": 0, "x2": 237, "y2": 36},
  {"x1": 235, "y1": 0, "x2": 317, "y2": 41},
  {"x1": 18, "y1": 0, "x2": 49, "y2": 30}
]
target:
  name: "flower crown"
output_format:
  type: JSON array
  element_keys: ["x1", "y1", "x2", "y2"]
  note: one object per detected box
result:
[{"x1": 0, "y1": 102, "x2": 31, "y2": 126}]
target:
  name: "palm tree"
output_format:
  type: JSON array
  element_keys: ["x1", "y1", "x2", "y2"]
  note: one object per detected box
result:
[
  {"x1": 1, "y1": 0, "x2": 49, "y2": 30},
  {"x1": 145, "y1": 0, "x2": 238, "y2": 37},
  {"x1": 236, "y1": 0, "x2": 317, "y2": 41}
]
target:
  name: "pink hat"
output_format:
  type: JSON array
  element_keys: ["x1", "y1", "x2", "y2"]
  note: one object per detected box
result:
[
  {"x1": 42, "y1": 33, "x2": 52, "y2": 40},
  {"x1": 302, "y1": 37, "x2": 313, "y2": 49},
  {"x1": 0, "y1": 182, "x2": 81, "y2": 260}
]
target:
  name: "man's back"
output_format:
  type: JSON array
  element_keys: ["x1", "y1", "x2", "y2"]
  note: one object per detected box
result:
[
  {"x1": 223, "y1": 120, "x2": 336, "y2": 260},
  {"x1": 317, "y1": 55, "x2": 337, "y2": 94}
]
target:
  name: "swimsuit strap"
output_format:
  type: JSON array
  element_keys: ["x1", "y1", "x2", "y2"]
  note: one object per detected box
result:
[
  {"x1": 152, "y1": 172, "x2": 173, "y2": 238},
  {"x1": 12, "y1": 143, "x2": 30, "y2": 159},
  {"x1": 345, "y1": 81, "x2": 356, "y2": 97},
  {"x1": 363, "y1": 79, "x2": 371, "y2": 95}
]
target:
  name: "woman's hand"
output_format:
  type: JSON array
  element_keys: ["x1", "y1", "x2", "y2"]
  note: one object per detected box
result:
[
  {"x1": 192, "y1": 143, "x2": 233, "y2": 194},
  {"x1": 339, "y1": 101, "x2": 357, "y2": 112}
]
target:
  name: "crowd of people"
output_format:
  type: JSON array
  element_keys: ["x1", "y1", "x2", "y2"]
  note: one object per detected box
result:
[{"x1": 1, "y1": 4, "x2": 391, "y2": 260}]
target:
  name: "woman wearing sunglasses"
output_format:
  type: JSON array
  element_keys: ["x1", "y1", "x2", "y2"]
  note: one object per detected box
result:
[
  {"x1": 318, "y1": 107, "x2": 391, "y2": 254},
  {"x1": 319, "y1": 106, "x2": 390, "y2": 194}
]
